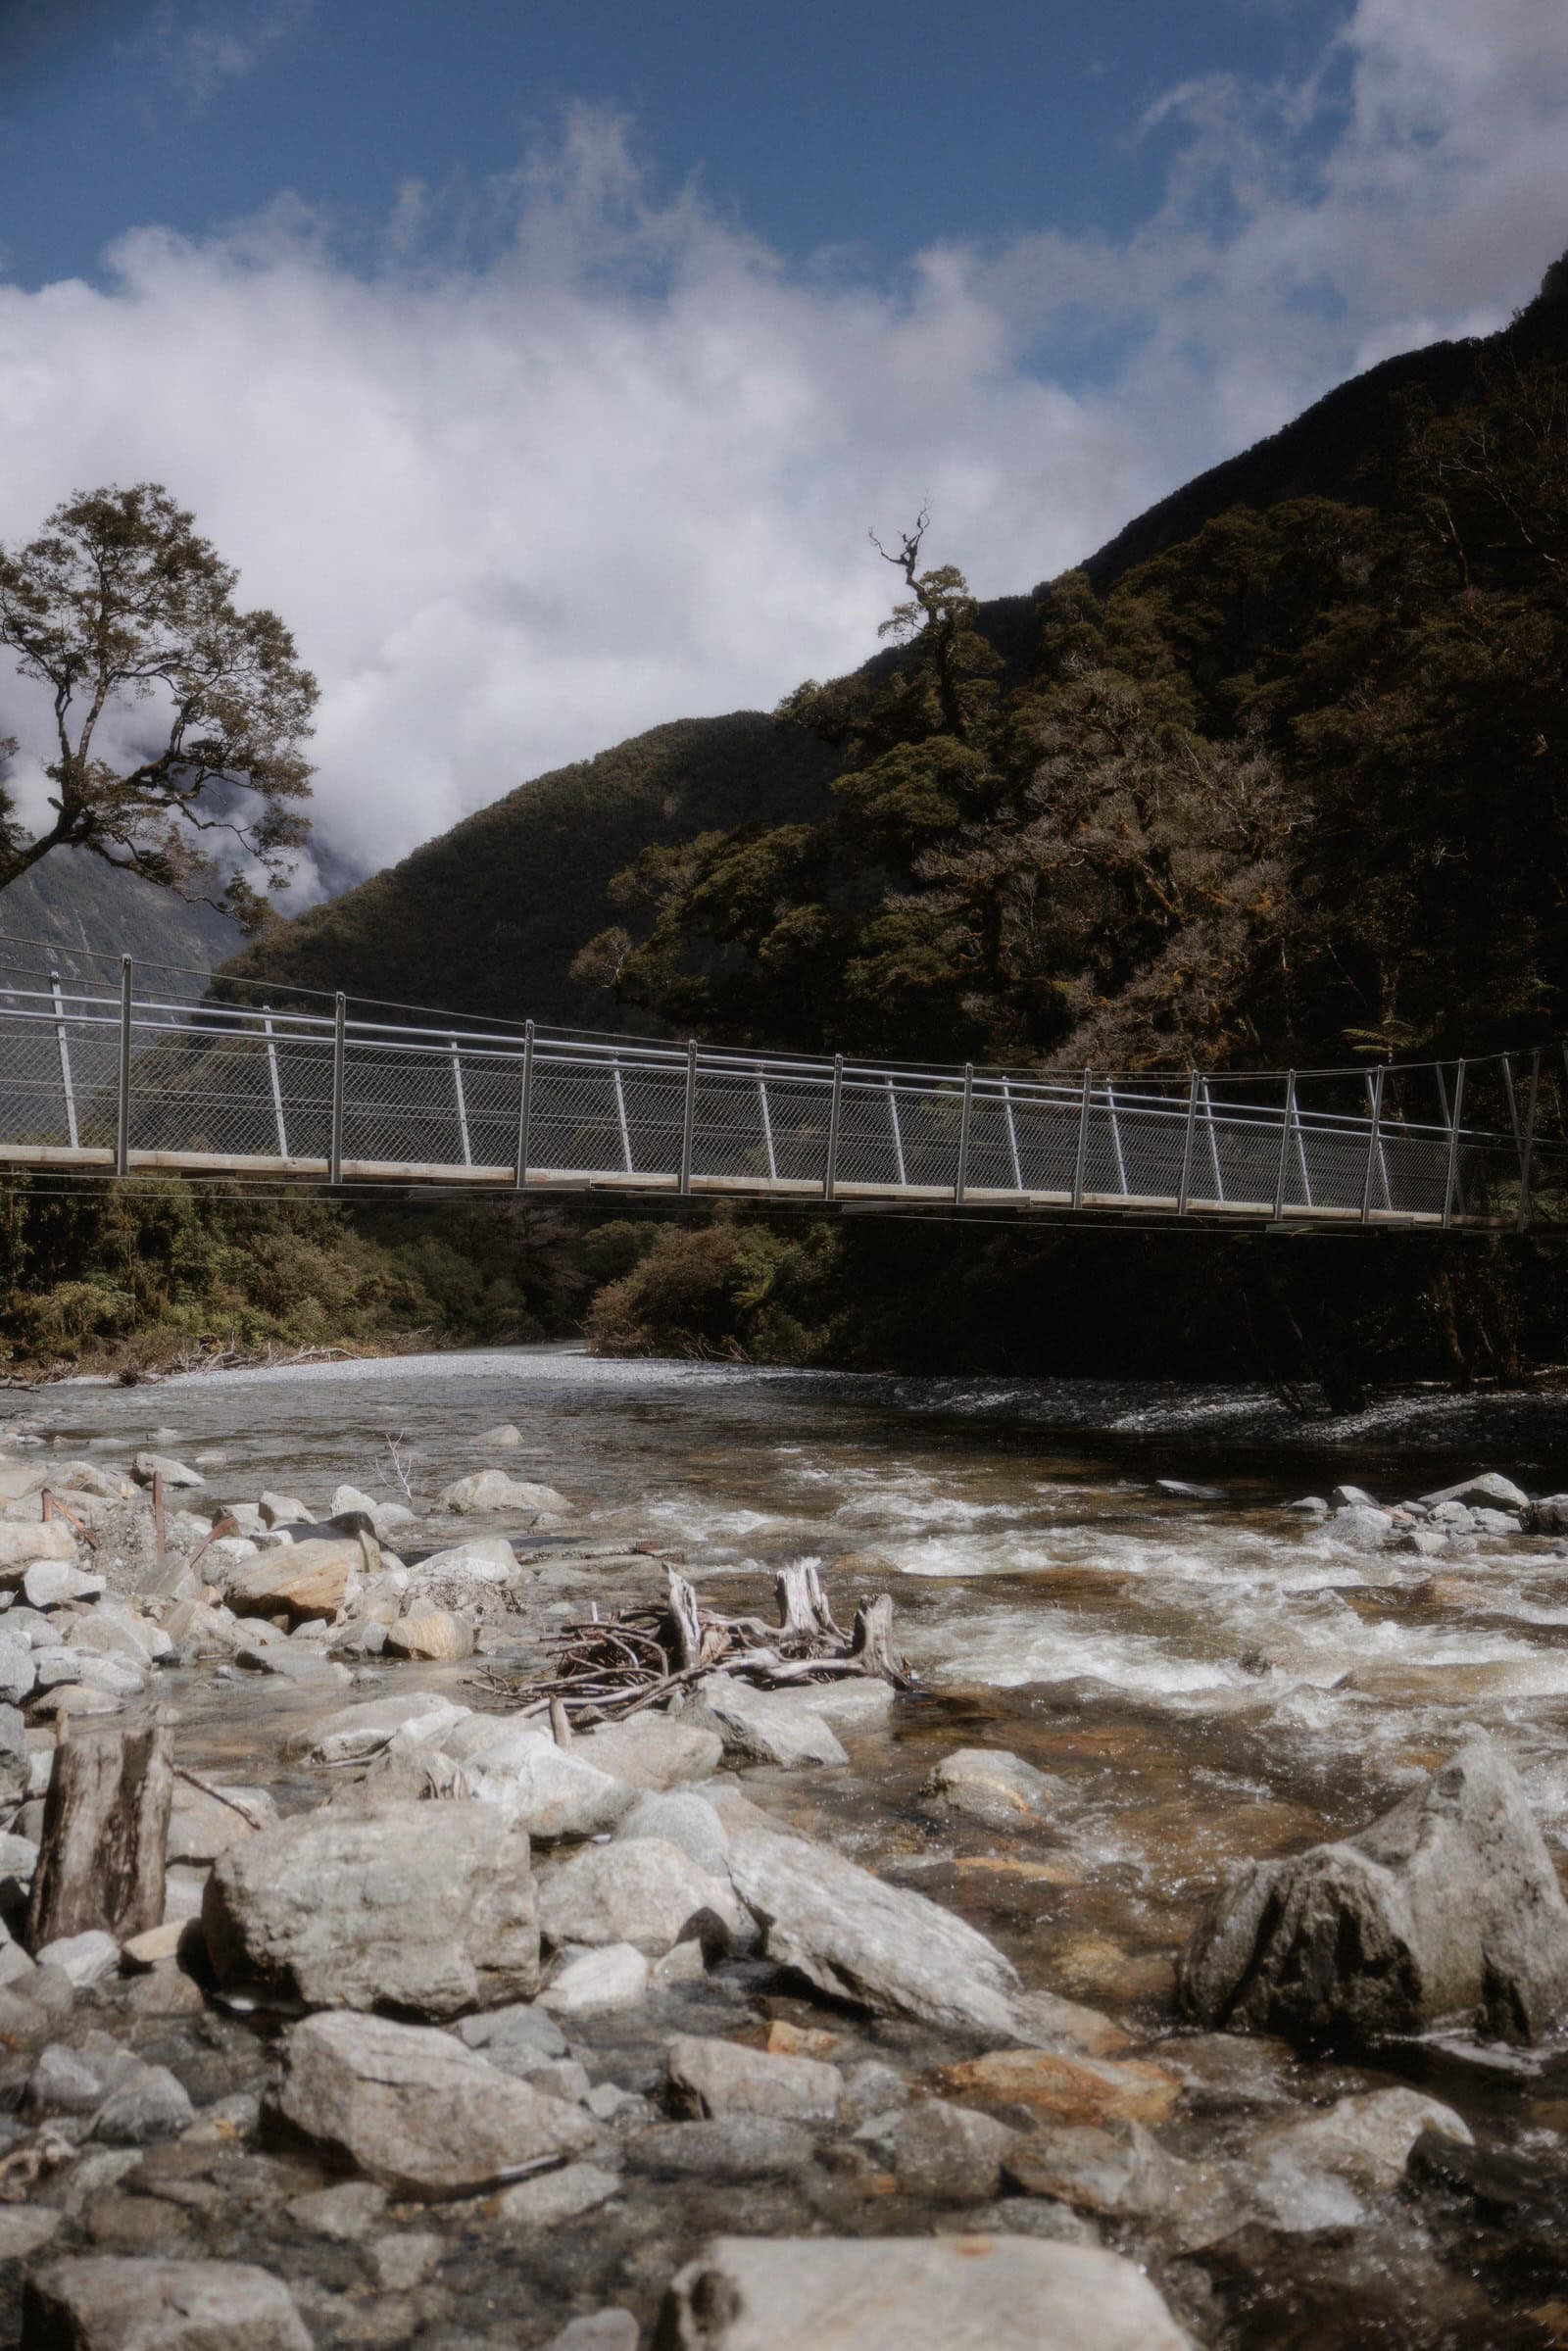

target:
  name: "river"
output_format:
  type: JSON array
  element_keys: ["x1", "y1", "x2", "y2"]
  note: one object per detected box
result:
[{"x1": 17, "y1": 1347, "x2": 1568, "y2": 2344}]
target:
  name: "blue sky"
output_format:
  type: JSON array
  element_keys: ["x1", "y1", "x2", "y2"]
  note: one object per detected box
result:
[
  {"x1": 2, "y1": 0, "x2": 1567, "y2": 892},
  {"x1": 8, "y1": 0, "x2": 1348, "y2": 300}
]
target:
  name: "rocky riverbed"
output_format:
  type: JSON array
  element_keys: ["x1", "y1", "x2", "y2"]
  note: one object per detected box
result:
[{"x1": 0, "y1": 1353, "x2": 1561, "y2": 2348}]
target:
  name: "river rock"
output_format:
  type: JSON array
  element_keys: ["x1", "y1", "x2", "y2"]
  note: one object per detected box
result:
[
  {"x1": 437, "y1": 1715, "x2": 634, "y2": 1837},
  {"x1": 203, "y1": 1799, "x2": 539, "y2": 2016},
  {"x1": 1245, "y1": 2086, "x2": 1471, "y2": 2224},
  {"x1": 384, "y1": 1606, "x2": 474, "y2": 1661},
  {"x1": 689, "y1": 1677, "x2": 848, "y2": 1769},
  {"x1": 667, "y1": 2033, "x2": 841, "y2": 2123},
  {"x1": 94, "y1": 2064, "x2": 195, "y2": 2147},
  {"x1": 936, "y1": 2046, "x2": 1180, "y2": 2127},
  {"x1": 294, "y1": 1690, "x2": 471, "y2": 1765},
  {"x1": 726, "y1": 1823, "x2": 1019, "y2": 2035},
  {"x1": 273, "y1": 2009, "x2": 593, "y2": 2196},
  {"x1": 541, "y1": 1942, "x2": 651, "y2": 2015},
  {"x1": 923, "y1": 1746, "x2": 1057, "y2": 1829},
  {"x1": 628, "y1": 2118, "x2": 816, "y2": 2180},
  {"x1": 890, "y1": 2099, "x2": 1019, "y2": 2201},
  {"x1": 402, "y1": 1538, "x2": 521, "y2": 1620},
  {"x1": 1004, "y1": 2119, "x2": 1243, "y2": 2252},
  {"x1": 223, "y1": 1537, "x2": 370, "y2": 1625},
  {"x1": 0, "y1": 1638, "x2": 35, "y2": 1705},
  {"x1": 438, "y1": 1471, "x2": 567, "y2": 1515},
  {"x1": 23, "y1": 2256, "x2": 312, "y2": 2349},
  {"x1": 1523, "y1": 1494, "x2": 1568, "y2": 1533},
  {"x1": 1421, "y1": 1473, "x2": 1528, "y2": 1513},
  {"x1": 612, "y1": 1789, "x2": 729, "y2": 1876},
  {"x1": 497, "y1": 2165, "x2": 623, "y2": 2233},
  {"x1": 537, "y1": 1837, "x2": 741, "y2": 1957},
  {"x1": 37, "y1": 1931, "x2": 120, "y2": 1989},
  {"x1": 576, "y1": 1714, "x2": 724, "y2": 1789},
  {"x1": 258, "y1": 1492, "x2": 309, "y2": 1528},
  {"x1": 0, "y1": 1522, "x2": 76, "y2": 1574},
  {"x1": 1329, "y1": 1504, "x2": 1396, "y2": 1551},
  {"x1": 22, "y1": 1560, "x2": 104, "y2": 1609},
  {"x1": 131, "y1": 1451, "x2": 204, "y2": 1490},
  {"x1": 478, "y1": 1424, "x2": 524, "y2": 1448},
  {"x1": 168, "y1": 1781, "x2": 277, "y2": 1865},
  {"x1": 1179, "y1": 1739, "x2": 1568, "y2": 2046},
  {"x1": 655, "y1": 2235, "x2": 1195, "y2": 2351}
]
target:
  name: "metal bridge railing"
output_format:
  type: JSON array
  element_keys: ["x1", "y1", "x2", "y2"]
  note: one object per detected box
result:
[{"x1": 0, "y1": 944, "x2": 1562, "y2": 1230}]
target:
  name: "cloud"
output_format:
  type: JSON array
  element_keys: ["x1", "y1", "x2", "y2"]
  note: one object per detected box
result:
[
  {"x1": 1, "y1": 5, "x2": 1566, "y2": 901},
  {"x1": 151, "y1": 0, "x2": 313, "y2": 106}
]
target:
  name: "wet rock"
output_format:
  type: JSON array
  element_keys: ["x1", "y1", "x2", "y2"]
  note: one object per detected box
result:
[
  {"x1": 293, "y1": 1690, "x2": 470, "y2": 1766},
  {"x1": 1245, "y1": 2086, "x2": 1471, "y2": 2213},
  {"x1": 576, "y1": 1714, "x2": 723, "y2": 1790},
  {"x1": 384, "y1": 1607, "x2": 474, "y2": 1661},
  {"x1": 273, "y1": 2009, "x2": 593, "y2": 2196},
  {"x1": 1422, "y1": 1473, "x2": 1528, "y2": 1513},
  {"x1": 840, "y1": 2059, "x2": 909, "y2": 2129},
  {"x1": 1331, "y1": 1484, "x2": 1379, "y2": 1509},
  {"x1": 1328, "y1": 1504, "x2": 1396, "y2": 1551},
  {"x1": 24, "y1": 2256, "x2": 312, "y2": 2349},
  {"x1": 890, "y1": 2099, "x2": 1018, "y2": 2201},
  {"x1": 541, "y1": 2310, "x2": 637, "y2": 2351},
  {"x1": 29, "y1": 2034, "x2": 140, "y2": 2117},
  {"x1": 1004, "y1": 2120, "x2": 1243, "y2": 2252},
  {"x1": 538, "y1": 1837, "x2": 741, "y2": 1957},
  {"x1": 477, "y1": 1424, "x2": 524, "y2": 1449},
  {"x1": 496, "y1": 2162, "x2": 621, "y2": 2230},
  {"x1": 223, "y1": 1537, "x2": 371, "y2": 1626},
  {"x1": 36, "y1": 1931, "x2": 119, "y2": 1989},
  {"x1": 285, "y1": 2180, "x2": 389, "y2": 2240},
  {"x1": 1285, "y1": 1497, "x2": 1329, "y2": 1517},
  {"x1": 655, "y1": 2234, "x2": 1195, "y2": 2350},
  {"x1": 93, "y1": 2066, "x2": 195, "y2": 2147},
  {"x1": 167, "y1": 1781, "x2": 276, "y2": 1865},
  {"x1": 131, "y1": 1452, "x2": 205, "y2": 1490},
  {"x1": 667, "y1": 2033, "x2": 841, "y2": 2123},
  {"x1": 437, "y1": 1716, "x2": 634, "y2": 1838},
  {"x1": 688, "y1": 1678, "x2": 848, "y2": 1769},
  {"x1": 541, "y1": 1943, "x2": 651, "y2": 2015},
  {"x1": 231, "y1": 1641, "x2": 349, "y2": 1690},
  {"x1": 627, "y1": 2117, "x2": 815, "y2": 2180},
  {"x1": 923, "y1": 1746, "x2": 1057, "y2": 1830},
  {"x1": 458, "y1": 2000, "x2": 568, "y2": 2059},
  {"x1": 935, "y1": 2046, "x2": 1180, "y2": 2127},
  {"x1": 1179, "y1": 1739, "x2": 1568, "y2": 2047},
  {"x1": 0, "y1": 2206, "x2": 61, "y2": 2259},
  {"x1": 438, "y1": 1471, "x2": 566, "y2": 1515},
  {"x1": 1523, "y1": 1493, "x2": 1568, "y2": 1534},
  {"x1": 726, "y1": 1824, "x2": 1019, "y2": 2036},
  {"x1": 612, "y1": 1789, "x2": 729, "y2": 1877},
  {"x1": 204, "y1": 1799, "x2": 540, "y2": 2017}
]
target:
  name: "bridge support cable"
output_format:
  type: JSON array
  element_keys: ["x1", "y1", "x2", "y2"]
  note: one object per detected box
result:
[{"x1": 1272, "y1": 1070, "x2": 1298, "y2": 1222}]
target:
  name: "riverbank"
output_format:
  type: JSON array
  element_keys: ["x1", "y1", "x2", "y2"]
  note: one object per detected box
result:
[{"x1": 0, "y1": 1357, "x2": 1560, "y2": 2345}]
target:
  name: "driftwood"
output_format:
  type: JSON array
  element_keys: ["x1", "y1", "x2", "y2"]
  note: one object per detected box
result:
[
  {"x1": 473, "y1": 1561, "x2": 913, "y2": 1725},
  {"x1": 26, "y1": 1719, "x2": 173, "y2": 1949}
]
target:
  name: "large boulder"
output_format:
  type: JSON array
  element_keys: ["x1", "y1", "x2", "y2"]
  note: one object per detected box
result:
[
  {"x1": 655, "y1": 2236, "x2": 1193, "y2": 2351},
  {"x1": 726, "y1": 1824, "x2": 1019, "y2": 2035},
  {"x1": 23, "y1": 2259, "x2": 312, "y2": 2350},
  {"x1": 688, "y1": 1678, "x2": 848, "y2": 1769},
  {"x1": 273, "y1": 2010, "x2": 592, "y2": 2197},
  {"x1": 923, "y1": 1746, "x2": 1058, "y2": 1830},
  {"x1": 538, "y1": 1837, "x2": 741, "y2": 1957},
  {"x1": 1180, "y1": 1741, "x2": 1568, "y2": 2047},
  {"x1": 222, "y1": 1536, "x2": 372, "y2": 1625},
  {"x1": 575, "y1": 1714, "x2": 723, "y2": 1789},
  {"x1": 203, "y1": 1799, "x2": 539, "y2": 2017},
  {"x1": 438, "y1": 1716, "x2": 634, "y2": 1839},
  {"x1": 438, "y1": 1471, "x2": 566, "y2": 1516}
]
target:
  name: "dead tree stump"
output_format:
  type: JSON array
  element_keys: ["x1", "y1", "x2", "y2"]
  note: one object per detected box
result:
[{"x1": 26, "y1": 1719, "x2": 173, "y2": 1950}]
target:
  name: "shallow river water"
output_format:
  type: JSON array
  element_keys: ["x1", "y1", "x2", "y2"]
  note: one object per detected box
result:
[{"x1": 21, "y1": 1348, "x2": 1568, "y2": 2347}]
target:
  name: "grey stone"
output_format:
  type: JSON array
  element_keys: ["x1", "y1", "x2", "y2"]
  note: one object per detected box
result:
[
  {"x1": 1180, "y1": 1739, "x2": 1568, "y2": 2047},
  {"x1": 36, "y1": 1931, "x2": 119, "y2": 1989},
  {"x1": 29, "y1": 2034, "x2": 139, "y2": 2117},
  {"x1": 24, "y1": 2257, "x2": 311, "y2": 2349},
  {"x1": 1331, "y1": 1484, "x2": 1379, "y2": 1509},
  {"x1": 273, "y1": 2009, "x2": 593, "y2": 2197},
  {"x1": 285, "y1": 2180, "x2": 389, "y2": 2240},
  {"x1": 22, "y1": 1561, "x2": 105, "y2": 1609},
  {"x1": 667, "y1": 2033, "x2": 840, "y2": 2123},
  {"x1": 438, "y1": 1715, "x2": 634, "y2": 1838},
  {"x1": 477, "y1": 1424, "x2": 524, "y2": 1449},
  {"x1": 0, "y1": 2204, "x2": 61, "y2": 2259},
  {"x1": 1285, "y1": 1497, "x2": 1329, "y2": 1517},
  {"x1": 292, "y1": 1689, "x2": 470, "y2": 1765},
  {"x1": 954, "y1": 2200, "x2": 1101, "y2": 2245},
  {"x1": 93, "y1": 2065, "x2": 194, "y2": 2146},
  {"x1": 688, "y1": 1678, "x2": 848, "y2": 1769},
  {"x1": 627, "y1": 2117, "x2": 815, "y2": 2180},
  {"x1": 612, "y1": 1789, "x2": 729, "y2": 1877},
  {"x1": 457, "y1": 2001, "x2": 568, "y2": 2059},
  {"x1": 1329, "y1": 1505, "x2": 1396, "y2": 1551},
  {"x1": 1004, "y1": 2120, "x2": 1243, "y2": 2253},
  {"x1": 726, "y1": 1824, "x2": 1019, "y2": 2036},
  {"x1": 655, "y1": 2235, "x2": 1194, "y2": 2350},
  {"x1": 1524, "y1": 1494, "x2": 1568, "y2": 1533},
  {"x1": 538, "y1": 1837, "x2": 741, "y2": 1957},
  {"x1": 1243, "y1": 2087, "x2": 1471, "y2": 2225},
  {"x1": 495, "y1": 2163, "x2": 622, "y2": 2231},
  {"x1": 923, "y1": 1746, "x2": 1056, "y2": 1830},
  {"x1": 575, "y1": 1714, "x2": 723, "y2": 1789},
  {"x1": 891, "y1": 2099, "x2": 1019, "y2": 2202},
  {"x1": 1421, "y1": 1473, "x2": 1528, "y2": 1512},
  {"x1": 370, "y1": 2230, "x2": 443, "y2": 2290},
  {"x1": 839, "y1": 2059, "x2": 909, "y2": 2130},
  {"x1": 439, "y1": 1471, "x2": 566, "y2": 1515},
  {"x1": 1427, "y1": 1500, "x2": 1475, "y2": 1530},
  {"x1": 541, "y1": 1943, "x2": 651, "y2": 2015},
  {"x1": 204, "y1": 1799, "x2": 540, "y2": 2018},
  {"x1": 258, "y1": 1492, "x2": 309, "y2": 1528},
  {"x1": 0, "y1": 1637, "x2": 35, "y2": 1705},
  {"x1": 168, "y1": 1781, "x2": 277, "y2": 1865},
  {"x1": 132, "y1": 1451, "x2": 205, "y2": 1489},
  {"x1": 0, "y1": 1522, "x2": 75, "y2": 1573}
]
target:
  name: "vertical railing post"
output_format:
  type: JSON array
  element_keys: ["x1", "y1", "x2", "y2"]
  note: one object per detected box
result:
[
  {"x1": 262, "y1": 1006, "x2": 289, "y2": 1159},
  {"x1": 1002, "y1": 1078, "x2": 1022, "y2": 1194},
  {"x1": 50, "y1": 971, "x2": 77, "y2": 1150},
  {"x1": 1360, "y1": 1064, "x2": 1385, "y2": 1225},
  {"x1": 1176, "y1": 1070, "x2": 1199, "y2": 1216},
  {"x1": 678, "y1": 1041, "x2": 698, "y2": 1196},
  {"x1": 1517, "y1": 1050, "x2": 1542, "y2": 1233},
  {"x1": 1442, "y1": 1057, "x2": 1467, "y2": 1228},
  {"x1": 822, "y1": 1053, "x2": 844, "y2": 1201},
  {"x1": 756, "y1": 1068, "x2": 778, "y2": 1182},
  {"x1": 885, "y1": 1077, "x2": 906, "y2": 1188},
  {"x1": 328, "y1": 992, "x2": 346, "y2": 1187},
  {"x1": 1294, "y1": 1080, "x2": 1314, "y2": 1207},
  {"x1": 115, "y1": 955, "x2": 132, "y2": 1177},
  {"x1": 955, "y1": 1063, "x2": 975, "y2": 1204},
  {"x1": 1202, "y1": 1076, "x2": 1225, "y2": 1202},
  {"x1": 612, "y1": 1058, "x2": 632, "y2": 1174},
  {"x1": 449, "y1": 1039, "x2": 472, "y2": 1169},
  {"x1": 514, "y1": 1020, "x2": 534, "y2": 1191},
  {"x1": 1071, "y1": 1068, "x2": 1092, "y2": 1209},
  {"x1": 1272, "y1": 1070, "x2": 1298, "y2": 1222},
  {"x1": 1105, "y1": 1078, "x2": 1129, "y2": 1198}
]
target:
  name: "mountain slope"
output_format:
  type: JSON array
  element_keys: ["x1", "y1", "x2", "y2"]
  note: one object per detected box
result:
[{"x1": 0, "y1": 851, "x2": 240, "y2": 997}]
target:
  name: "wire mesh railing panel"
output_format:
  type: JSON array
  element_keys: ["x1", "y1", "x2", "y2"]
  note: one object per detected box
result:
[
  {"x1": 270, "y1": 1027, "x2": 334, "y2": 1162},
  {"x1": 0, "y1": 1004, "x2": 95, "y2": 1149},
  {"x1": 1004, "y1": 1088, "x2": 1082, "y2": 1195},
  {"x1": 880, "y1": 1080, "x2": 963, "y2": 1189},
  {"x1": 618, "y1": 1064, "x2": 685, "y2": 1177},
  {"x1": 757, "y1": 1071, "x2": 836, "y2": 1184},
  {"x1": 526, "y1": 1056, "x2": 627, "y2": 1173},
  {"x1": 833, "y1": 1079, "x2": 907, "y2": 1189},
  {"x1": 126, "y1": 1021, "x2": 280, "y2": 1159}
]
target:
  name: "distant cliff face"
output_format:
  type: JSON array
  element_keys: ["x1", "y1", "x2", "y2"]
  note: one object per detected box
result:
[{"x1": 0, "y1": 850, "x2": 240, "y2": 997}]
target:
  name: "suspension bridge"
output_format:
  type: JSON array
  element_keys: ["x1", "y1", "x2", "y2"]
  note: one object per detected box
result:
[{"x1": 0, "y1": 941, "x2": 1561, "y2": 1233}]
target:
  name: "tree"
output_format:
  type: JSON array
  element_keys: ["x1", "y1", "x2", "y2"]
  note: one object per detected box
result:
[{"x1": 0, "y1": 483, "x2": 317, "y2": 927}]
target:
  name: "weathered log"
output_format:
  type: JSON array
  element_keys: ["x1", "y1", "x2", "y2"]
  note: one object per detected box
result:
[
  {"x1": 849, "y1": 1593, "x2": 909, "y2": 1687},
  {"x1": 26, "y1": 1718, "x2": 173, "y2": 1949},
  {"x1": 774, "y1": 1560, "x2": 842, "y2": 1645},
  {"x1": 663, "y1": 1566, "x2": 706, "y2": 1672}
]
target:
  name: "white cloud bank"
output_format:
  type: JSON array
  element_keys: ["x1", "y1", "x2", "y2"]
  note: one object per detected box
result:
[{"x1": 1, "y1": 0, "x2": 1566, "y2": 896}]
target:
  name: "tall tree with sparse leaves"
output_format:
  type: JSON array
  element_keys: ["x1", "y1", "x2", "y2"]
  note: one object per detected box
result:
[{"x1": 0, "y1": 483, "x2": 317, "y2": 928}]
